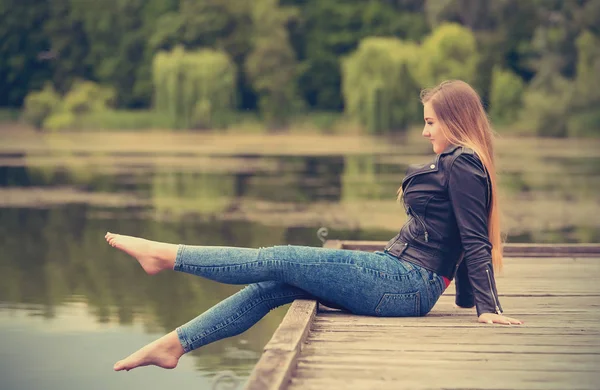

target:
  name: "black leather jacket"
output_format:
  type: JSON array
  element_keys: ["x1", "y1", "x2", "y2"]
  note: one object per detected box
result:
[{"x1": 384, "y1": 144, "x2": 503, "y2": 317}]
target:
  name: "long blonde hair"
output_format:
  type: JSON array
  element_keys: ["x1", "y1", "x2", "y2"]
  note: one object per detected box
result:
[{"x1": 418, "y1": 80, "x2": 503, "y2": 271}]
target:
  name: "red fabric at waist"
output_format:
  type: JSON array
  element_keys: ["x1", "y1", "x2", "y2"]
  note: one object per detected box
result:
[{"x1": 442, "y1": 276, "x2": 451, "y2": 289}]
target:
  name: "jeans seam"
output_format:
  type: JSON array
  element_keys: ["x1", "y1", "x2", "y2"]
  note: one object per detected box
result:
[
  {"x1": 174, "y1": 244, "x2": 186, "y2": 271},
  {"x1": 416, "y1": 269, "x2": 434, "y2": 311},
  {"x1": 185, "y1": 292, "x2": 307, "y2": 348},
  {"x1": 176, "y1": 326, "x2": 192, "y2": 353},
  {"x1": 178, "y1": 258, "x2": 414, "y2": 282}
]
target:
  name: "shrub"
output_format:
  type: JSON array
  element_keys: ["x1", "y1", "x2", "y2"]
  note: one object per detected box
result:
[
  {"x1": 567, "y1": 109, "x2": 600, "y2": 137},
  {"x1": 44, "y1": 112, "x2": 76, "y2": 131},
  {"x1": 490, "y1": 67, "x2": 525, "y2": 125},
  {"x1": 61, "y1": 80, "x2": 115, "y2": 115},
  {"x1": 22, "y1": 84, "x2": 61, "y2": 129},
  {"x1": 519, "y1": 89, "x2": 570, "y2": 137}
]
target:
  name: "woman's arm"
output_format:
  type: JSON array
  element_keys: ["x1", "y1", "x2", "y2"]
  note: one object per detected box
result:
[
  {"x1": 448, "y1": 152, "x2": 522, "y2": 325},
  {"x1": 454, "y1": 259, "x2": 475, "y2": 308}
]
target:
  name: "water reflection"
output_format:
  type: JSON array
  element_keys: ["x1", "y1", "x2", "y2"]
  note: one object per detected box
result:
[
  {"x1": 1, "y1": 145, "x2": 599, "y2": 389},
  {"x1": 0, "y1": 206, "x2": 308, "y2": 390}
]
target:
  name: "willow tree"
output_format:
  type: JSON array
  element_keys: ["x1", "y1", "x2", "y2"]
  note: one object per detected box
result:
[
  {"x1": 417, "y1": 23, "x2": 480, "y2": 88},
  {"x1": 342, "y1": 37, "x2": 421, "y2": 135},
  {"x1": 152, "y1": 46, "x2": 236, "y2": 129}
]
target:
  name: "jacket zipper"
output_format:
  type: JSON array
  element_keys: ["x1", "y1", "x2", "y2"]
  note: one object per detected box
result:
[
  {"x1": 486, "y1": 268, "x2": 501, "y2": 314},
  {"x1": 408, "y1": 206, "x2": 429, "y2": 242}
]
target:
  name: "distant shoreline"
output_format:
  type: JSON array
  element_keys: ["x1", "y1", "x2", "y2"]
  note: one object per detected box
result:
[{"x1": 1, "y1": 123, "x2": 599, "y2": 158}]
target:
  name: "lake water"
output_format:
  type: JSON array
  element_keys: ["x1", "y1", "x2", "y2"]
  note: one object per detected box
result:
[{"x1": 1, "y1": 135, "x2": 599, "y2": 390}]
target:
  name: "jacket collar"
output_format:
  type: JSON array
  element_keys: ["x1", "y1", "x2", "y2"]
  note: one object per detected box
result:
[
  {"x1": 440, "y1": 144, "x2": 461, "y2": 156},
  {"x1": 401, "y1": 144, "x2": 461, "y2": 188}
]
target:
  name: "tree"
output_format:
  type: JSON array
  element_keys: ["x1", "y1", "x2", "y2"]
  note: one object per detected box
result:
[
  {"x1": 149, "y1": 0, "x2": 256, "y2": 110},
  {"x1": 416, "y1": 23, "x2": 480, "y2": 88},
  {"x1": 245, "y1": 0, "x2": 300, "y2": 128},
  {"x1": 153, "y1": 46, "x2": 236, "y2": 129},
  {"x1": 568, "y1": 30, "x2": 600, "y2": 137},
  {"x1": 573, "y1": 31, "x2": 600, "y2": 108},
  {"x1": 489, "y1": 67, "x2": 524, "y2": 125},
  {"x1": 342, "y1": 37, "x2": 420, "y2": 135},
  {"x1": 424, "y1": 0, "x2": 538, "y2": 101},
  {"x1": 0, "y1": 0, "x2": 53, "y2": 106},
  {"x1": 292, "y1": 0, "x2": 429, "y2": 110}
]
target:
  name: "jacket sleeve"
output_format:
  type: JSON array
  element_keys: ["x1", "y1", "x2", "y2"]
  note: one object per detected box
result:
[
  {"x1": 455, "y1": 259, "x2": 475, "y2": 308},
  {"x1": 448, "y1": 152, "x2": 503, "y2": 317}
]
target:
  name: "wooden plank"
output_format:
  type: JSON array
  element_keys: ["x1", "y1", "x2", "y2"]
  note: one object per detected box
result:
[
  {"x1": 312, "y1": 319, "x2": 599, "y2": 330},
  {"x1": 314, "y1": 310, "x2": 600, "y2": 323},
  {"x1": 311, "y1": 327, "x2": 600, "y2": 337},
  {"x1": 298, "y1": 350, "x2": 600, "y2": 365},
  {"x1": 302, "y1": 341, "x2": 600, "y2": 354},
  {"x1": 322, "y1": 240, "x2": 343, "y2": 249},
  {"x1": 325, "y1": 240, "x2": 600, "y2": 257},
  {"x1": 306, "y1": 333, "x2": 600, "y2": 347},
  {"x1": 244, "y1": 299, "x2": 317, "y2": 390},
  {"x1": 296, "y1": 358, "x2": 600, "y2": 373},
  {"x1": 291, "y1": 367, "x2": 600, "y2": 390},
  {"x1": 288, "y1": 377, "x2": 597, "y2": 390}
]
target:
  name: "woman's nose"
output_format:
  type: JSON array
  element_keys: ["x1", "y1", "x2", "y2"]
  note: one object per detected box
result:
[{"x1": 422, "y1": 127, "x2": 430, "y2": 137}]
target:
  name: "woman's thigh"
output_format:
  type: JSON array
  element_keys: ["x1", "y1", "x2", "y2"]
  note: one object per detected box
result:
[{"x1": 258, "y1": 246, "x2": 430, "y2": 317}]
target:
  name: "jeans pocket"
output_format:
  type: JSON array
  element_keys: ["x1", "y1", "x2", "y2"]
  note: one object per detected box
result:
[{"x1": 374, "y1": 292, "x2": 421, "y2": 317}]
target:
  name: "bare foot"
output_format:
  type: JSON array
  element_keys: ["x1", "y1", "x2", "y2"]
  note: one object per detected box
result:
[
  {"x1": 105, "y1": 232, "x2": 178, "y2": 274},
  {"x1": 114, "y1": 331, "x2": 185, "y2": 371}
]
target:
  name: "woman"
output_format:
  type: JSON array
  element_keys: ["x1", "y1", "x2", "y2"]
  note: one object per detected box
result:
[{"x1": 105, "y1": 80, "x2": 523, "y2": 372}]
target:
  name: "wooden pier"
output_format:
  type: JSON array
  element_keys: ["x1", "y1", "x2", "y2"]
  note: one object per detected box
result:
[{"x1": 245, "y1": 241, "x2": 600, "y2": 390}]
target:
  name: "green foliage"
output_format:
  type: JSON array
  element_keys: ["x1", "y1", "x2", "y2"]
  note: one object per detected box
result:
[
  {"x1": 516, "y1": 28, "x2": 600, "y2": 138},
  {"x1": 0, "y1": 0, "x2": 53, "y2": 106},
  {"x1": 342, "y1": 37, "x2": 420, "y2": 135},
  {"x1": 61, "y1": 80, "x2": 115, "y2": 115},
  {"x1": 490, "y1": 67, "x2": 525, "y2": 125},
  {"x1": 244, "y1": 0, "x2": 300, "y2": 128},
  {"x1": 417, "y1": 23, "x2": 479, "y2": 87},
  {"x1": 152, "y1": 46, "x2": 236, "y2": 129},
  {"x1": 149, "y1": 0, "x2": 254, "y2": 110},
  {"x1": 573, "y1": 31, "x2": 600, "y2": 109},
  {"x1": 568, "y1": 30, "x2": 600, "y2": 137},
  {"x1": 44, "y1": 112, "x2": 77, "y2": 131},
  {"x1": 22, "y1": 84, "x2": 61, "y2": 129},
  {"x1": 519, "y1": 74, "x2": 573, "y2": 138},
  {"x1": 3, "y1": 0, "x2": 600, "y2": 137},
  {"x1": 0, "y1": 108, "x2": 20, "y2": 122},
  {"x1": 567, "y1": 110, "x2": 600, "y2": 138},
  {"x1": 22, "y1": 80, "x2": 115, "y2": 131},
  {"x1": 294, "y1": 0, "x2": 429, "y2": 110},
  {"x1": 43, "y1": 80, "x2": 115, "y2": 131}
]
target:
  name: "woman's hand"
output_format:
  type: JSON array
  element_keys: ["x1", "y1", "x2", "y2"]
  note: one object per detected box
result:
[{"x1": 478, "y1": 312, "x2": 523, "y2": 325}]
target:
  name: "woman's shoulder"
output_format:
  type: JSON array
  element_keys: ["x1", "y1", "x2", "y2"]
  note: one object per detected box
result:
[{"x1": 442, "y1": 146, "x2": 486, "y2": 178}]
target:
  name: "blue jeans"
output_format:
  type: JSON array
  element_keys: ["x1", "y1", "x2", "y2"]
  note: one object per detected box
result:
[{"x1": 173, "y1": 244, "x2": 447, "y2": 353}]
